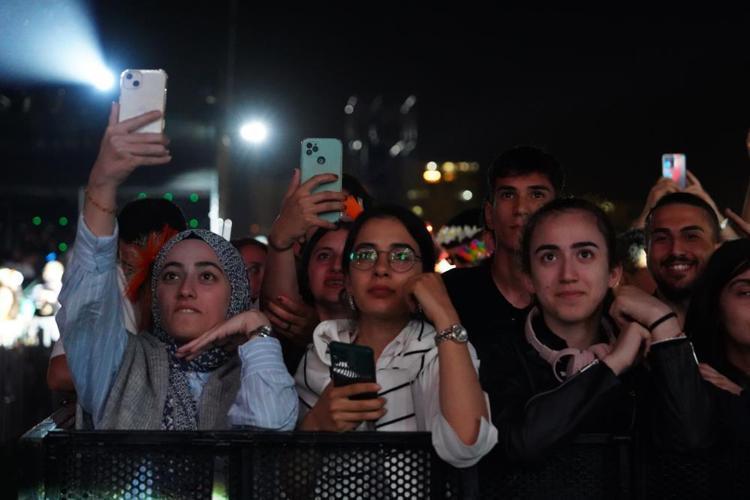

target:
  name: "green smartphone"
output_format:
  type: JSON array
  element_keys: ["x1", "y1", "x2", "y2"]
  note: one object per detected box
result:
[
  {"x1": 329, "y1": 341, "x2": 377, "y2": 400},
  {"x1": 300, "y1": 138, "x2": 343, "y2": 223}
]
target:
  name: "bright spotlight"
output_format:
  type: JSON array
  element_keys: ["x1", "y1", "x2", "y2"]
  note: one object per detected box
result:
[
  {"x1": 86, "y1": 66, "x2": 115, "y2": 91},
  {"x1": 240, "y1": 121, "x2": 269, "y2": 144},
  {"x1": 0, "y1": 0, "x2": 113, "y2": 91}
]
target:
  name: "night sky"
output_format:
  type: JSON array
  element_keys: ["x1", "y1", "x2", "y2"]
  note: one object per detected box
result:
[{"x1": 2, "y1": 5, "x2": 750, "y2": 230}]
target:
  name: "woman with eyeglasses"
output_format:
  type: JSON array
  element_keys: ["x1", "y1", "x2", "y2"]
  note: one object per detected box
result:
[{"x1": 294, "y1": 205, "x2": 497, "y2": 468}]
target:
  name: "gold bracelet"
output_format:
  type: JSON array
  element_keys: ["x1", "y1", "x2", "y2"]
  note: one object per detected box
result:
[{"x1": 84, "y1": 188, "x2": 117, "y2": 215}]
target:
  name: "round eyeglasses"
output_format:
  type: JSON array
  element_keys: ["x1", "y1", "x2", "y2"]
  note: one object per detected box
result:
[{"x1": 349, "y1": 246, "x2": 422, "y2": 273}]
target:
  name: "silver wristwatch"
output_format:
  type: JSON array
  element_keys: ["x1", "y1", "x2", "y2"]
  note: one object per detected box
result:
[
  {"x1": 249, "y1": 324, "x2": 273, "y2": 340},
  {"x1": 435, "y1": 324, "x2": 469, "y2": 345}
]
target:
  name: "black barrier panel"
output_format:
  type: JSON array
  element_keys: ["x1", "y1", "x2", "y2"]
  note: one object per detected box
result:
[
  {"x1": 636, "y1": 439, "x2": 749, "y2": 500},
  {"x1": 17, "y1": 417, "x2": 750, "y2": 500},
  {"x1": 239, "y1": 432, "x2": 463, "y2": 499},
  {"x1": 46, "y1": 440, "x2": 220, "y2": 499},
  {"x1": 19, "y1": 424, "x2": 463, "y2": 499},
  {"x1": 477, "y1": 435, "x2": 631, "y2": 500}
]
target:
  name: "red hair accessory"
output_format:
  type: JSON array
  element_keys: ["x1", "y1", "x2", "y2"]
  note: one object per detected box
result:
[
  {"x1": 125, "y1": 225, "x2": 179, "y2": 302},
  {"x1": 343, "y1": 195, "x2": 364, "y2": 220}
]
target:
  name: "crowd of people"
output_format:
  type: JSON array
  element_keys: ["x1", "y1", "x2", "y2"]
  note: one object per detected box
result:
[{"x1": 44, "y1": 102, "x2": 750, "y2": 480}]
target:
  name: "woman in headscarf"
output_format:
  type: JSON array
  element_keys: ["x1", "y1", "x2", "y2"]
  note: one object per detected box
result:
[{"x1": 58, "y1": 104, "x2": 297, "y2": 430}]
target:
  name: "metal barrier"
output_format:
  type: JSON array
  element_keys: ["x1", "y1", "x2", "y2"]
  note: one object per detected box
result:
[
  {"x1": 16, "y1": 416, "x2": 747, "y2": 499},
  {"x1": 18, "y1": 418, "x2": 463, "y2": 499}
]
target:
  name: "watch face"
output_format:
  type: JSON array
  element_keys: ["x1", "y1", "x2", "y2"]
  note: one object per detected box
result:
[{"x1": 454, "y1": 326, "x2": 468, "y2": 342}]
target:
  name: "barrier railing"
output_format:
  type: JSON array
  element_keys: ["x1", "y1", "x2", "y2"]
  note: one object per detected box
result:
[{"x1": 17, "y1": 415, "x2": 746, "y2": 499}]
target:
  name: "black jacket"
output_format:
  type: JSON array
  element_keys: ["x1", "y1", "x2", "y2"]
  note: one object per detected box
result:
[
  {"x1": 706, "y1": 360, "x2": 750, "y2": 446},
  {"x1": 483, "y1": 315, "x2": 714, "y2": 463}
]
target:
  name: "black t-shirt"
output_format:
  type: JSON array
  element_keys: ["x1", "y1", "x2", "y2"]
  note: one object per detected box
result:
[{"x1": 442, "y1": 259, "x2": 529, "y2": 377}]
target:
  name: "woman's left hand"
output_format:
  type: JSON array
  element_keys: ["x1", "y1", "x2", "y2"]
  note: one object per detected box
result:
[
  {"x1": 176, "y1": 310, "x2": 271, "y2": 361},
  {"x1": 610, "y1": 285, "x2": 681, "y2": 340},
  {"x1": 402, "y1": 273, "x2": 460, "y2": 331}
]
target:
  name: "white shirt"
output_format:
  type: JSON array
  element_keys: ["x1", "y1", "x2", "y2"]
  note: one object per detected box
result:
[{"x1": 295, "y1": 318, "x2": 498, "y2": 468}]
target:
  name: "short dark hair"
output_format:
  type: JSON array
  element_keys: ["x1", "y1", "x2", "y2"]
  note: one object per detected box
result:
[
  {"x1": 487, "y1": 146, "x2": 565, "y2": 202},
  {"x1": 299, "y1": 221, "x2": 353, "y2": 305},
  {"x1": 521, "y1": 198, "x2": 617, "y2": 275},
  {"x1": 117, "y1": 198, "x2": 186, "y2": 244},
  {"x1": 645, "y1": 192, "x2": 721, "y2": 243},
  {"x1": 342, "y1": 205, "x2": 436, "y2": 275},
  {"x1": 231, "y1": 237, "x2": 268, "y2": 254}
]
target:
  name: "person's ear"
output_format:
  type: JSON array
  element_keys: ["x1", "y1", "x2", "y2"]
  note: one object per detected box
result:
[{"x1": 608, "y1": 264, "x2": 623, "y2": 289}]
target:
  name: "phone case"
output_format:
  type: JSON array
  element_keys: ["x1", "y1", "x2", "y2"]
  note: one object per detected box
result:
[
  {"x1": 300, "y1": 138, "x2": 343, "y2": 223},
  {"x1": 661, "y1": 154, "x2": 687, "y2": 189},
  {"x1": 119, "y1": 69, "x2": 168, "y2": 133},
  {"x1": 329, "y1": 341, "x2": 377, "y2": 400}
]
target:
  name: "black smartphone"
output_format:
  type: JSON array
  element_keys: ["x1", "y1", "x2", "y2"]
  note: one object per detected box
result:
[{"x1": 329, "y1": 341, "x2": 377, "y2": 400}]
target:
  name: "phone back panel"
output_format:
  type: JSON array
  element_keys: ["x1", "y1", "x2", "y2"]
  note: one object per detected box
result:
[
  {"x1": 119, "y1": 69, "x2": 168, "y2": 133},
  {"x1": 300, "y1": 138, "x2": 343, "y2": 223},
  {"x1": 329, "y1": 341, "x2": 377, "y2": 400},
  {"x1": 661, "y1": 153, "x2": 687, "y2": 189}
]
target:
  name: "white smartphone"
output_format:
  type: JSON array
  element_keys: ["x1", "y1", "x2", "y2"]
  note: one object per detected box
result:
[
  {"x1": 118, "y1": 69, "x2": 168, "y2": 133},
  {"x1": 661, "y1": 153, "x2": 687, "y2": 189}
]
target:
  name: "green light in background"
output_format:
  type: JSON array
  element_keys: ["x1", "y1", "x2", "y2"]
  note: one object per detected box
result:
[
  {"x1": 189, "y1": 193, "x2": 200, "y2": 203},
  {"x1": 163, "y1": 192, "x2": 174, "y2": 201},
  {"x1": 32, "y1": 216, "x2": 42, "y2": 226},
  {"x1": 189, "y1": 218, "x2": 199, "y2": 229},
  {"x1": 58, "y1": 242, "x2": 68, "y2": 252},
  {"x1": 137, "y1": 192, "x2": 147, "y2": 199},
  {"x1": 58, "y1": 216, "x2": 69, "y2": 227}
]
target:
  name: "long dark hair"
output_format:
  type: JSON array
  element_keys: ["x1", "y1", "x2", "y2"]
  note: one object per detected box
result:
[
  {"x1": 686, "y1": 239, "x2": 750, "y2": 368},
  {"x1": 299, "y1": 221, "x2": 353, "y2": 305}
]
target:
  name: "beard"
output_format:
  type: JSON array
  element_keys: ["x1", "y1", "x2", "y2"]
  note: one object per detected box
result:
[
  {"x1": 654, "y1": 278, "x2": 694, "y2": 303},
  {"x1": 652, "y1": 254, "x2": 701, "y2": 303}
]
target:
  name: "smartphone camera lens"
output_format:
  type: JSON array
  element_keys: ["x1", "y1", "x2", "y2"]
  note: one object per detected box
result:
[
  {"x1": 317, "y1": 156, "x2": 326, "y2": 165},
  {"x1": 126, "y1": 73, "x2": 133, "y2": 80},
  {"x1": 306, "y1": 150, "x2": 313, "y2": 156},
  {"x1": 306, "y1": 143, "x2": 313, "y2": 149},
  {"x1": 312, "y1": 146, "x2": 319, "y2": 152},
  {"x1": 133, "y1": 80, "x2": 140, "y2": 88}
]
